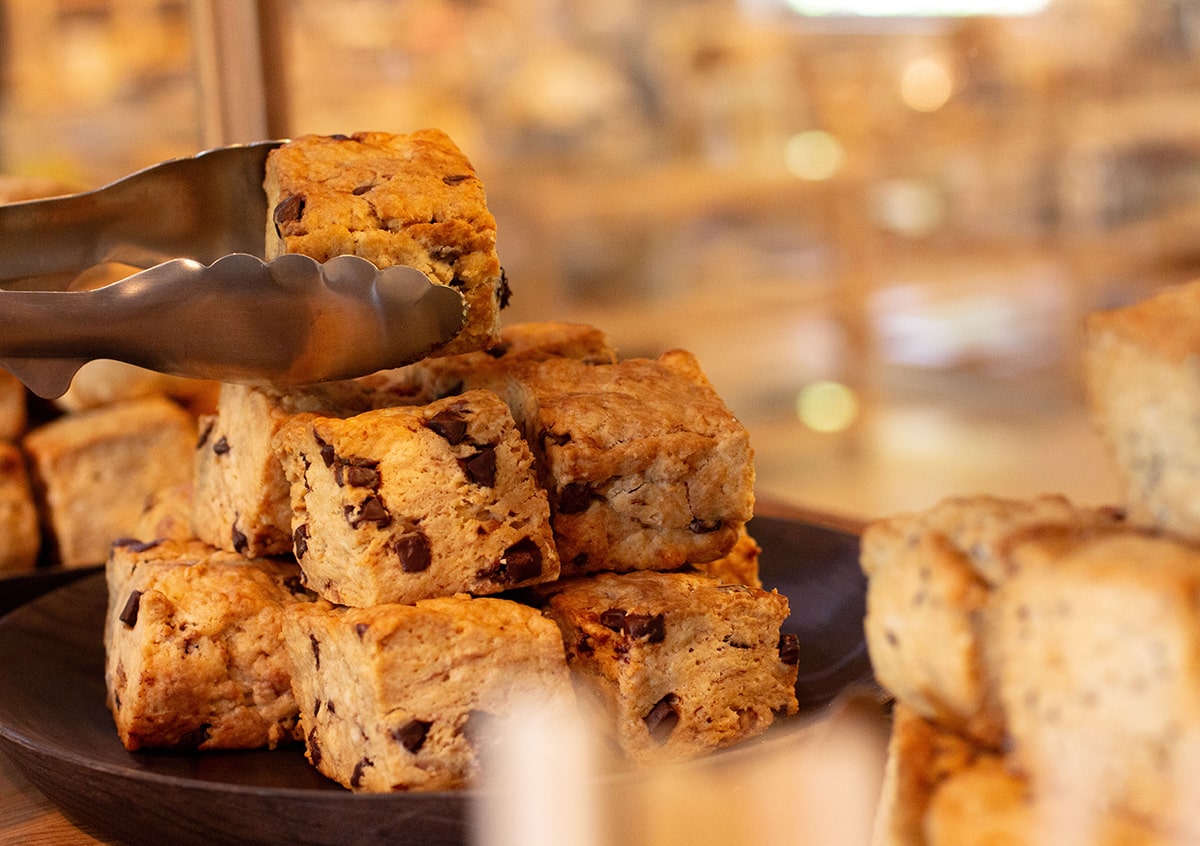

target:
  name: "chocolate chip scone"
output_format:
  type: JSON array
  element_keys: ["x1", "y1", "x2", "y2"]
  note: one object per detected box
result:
[
  {"x1": 283, "y1": 595, "x2": 577, "y2": 792},
  {"x1": 541, "y1": 570, "x2": 798, "y2": 765},
  {"x1": 191, "y1": 379, "x2": 393, "y2": 557},
  {"x1": 504, "y1": 350, "x2": 755, "y2": 574},
  {"x1": 264, "y1": 129, "x2": 507, "y2": 356},
  {"x1": 277, "y1": 389, "x2": 560, "y2": 606},
  {"x1": 104, "y1": 538, "x2": 316, "y2": 751},
  {"x1": 23, "y1": 396, "x2": 197, "y2": 567}
]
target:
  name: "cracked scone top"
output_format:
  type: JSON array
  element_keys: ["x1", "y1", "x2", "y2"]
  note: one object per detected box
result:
[{"x1": 264, "y1": 129, "x2": 507, "y2": 356}]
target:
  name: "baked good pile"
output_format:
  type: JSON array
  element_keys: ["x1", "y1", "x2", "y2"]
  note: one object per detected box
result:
[
  {"x1": 66, "y1": 129, "x2": 803, "y2": 791},
  {"x1": 865, "y1": 282, "x2": 1200, "y2": 844}
]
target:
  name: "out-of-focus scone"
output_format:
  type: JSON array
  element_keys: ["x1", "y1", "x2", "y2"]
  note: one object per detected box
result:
[
  {"x1": 875, "y1": 705, "x2": 1171, "y2": 846},
  {"x1": 104, "y1": 538, "x2": 315, "y2": 751},
  {"x1": 134, "y1": 483, "x2": 196, "y2": 544},
  {"x1": 1085, "y1": 279, "x2": 1200, "y2": 541},
  {"x1": 277, "y1": 390, "x2": 560, "y2": 606},
  {"x1": 23, "y1": 396, "x2": 197, "y2": 567},
  {"x1": 860, "y1": 494, "x2": 1122, "y2": 748},
  {"x1": 991, "y1": 527, "x2": 1200, "y2": 839},
  {"x1": 0, "y1": 440, "x2": 40, "y2": 575},
  {"x1": 264, "y1": 129, "x2": 506, "y2": 356},
  {"x1": 283, "y1": 595, "x2": 577, "y2": 791},
  {"x1": 541, "y1": 570, "x2": 798, "y2": 765},
  {"x1": 0, "y1": 370, "x2": 27, "y2": 441},
  {"x1": 505, "y1": 350, "x2": 755, "y2": 575}
]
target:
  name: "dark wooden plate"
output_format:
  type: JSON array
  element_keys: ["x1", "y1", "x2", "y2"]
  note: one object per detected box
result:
[{"x1": 0, "y1": 514, "x2": 870, "y2": 846}]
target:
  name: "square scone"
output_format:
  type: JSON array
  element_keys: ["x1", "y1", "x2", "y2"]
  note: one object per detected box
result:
[
  {"x1": 283, "y1": 595, "x2": 577, "y2": 792},
  {"x1": 504, "y1": 350, "x2": 755, "y2": 574},
  {"x1": 191, "y1": 380, "x2": 387, "y2": 558},
  {"x1": 24, "y1": 396, "x2": 197, "y2": 567},
  {"x1": 277, "y1": 390, "x2": 560, "y2": 606},
  {"x1": 104, "y1": 538, "x2": 316, "y2": 751},
  {"x1": 542, "y1": 570, "x2": 799, "y2": 765},
  {"x1": 264, "y1": 129, "x2": 506, "y2": 356}
]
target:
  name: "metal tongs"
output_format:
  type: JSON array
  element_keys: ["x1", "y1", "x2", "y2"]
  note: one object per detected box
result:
[{"x1": 0, "y1": 141, "x2": 466, "y2": 398}]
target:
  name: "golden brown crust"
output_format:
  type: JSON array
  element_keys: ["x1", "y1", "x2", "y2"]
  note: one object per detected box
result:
[{"x1": 104, "y1": 539, "x2": 314, "y2": 751}]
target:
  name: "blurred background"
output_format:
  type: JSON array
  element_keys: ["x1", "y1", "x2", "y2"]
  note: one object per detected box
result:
[{"x1": 4, "y1": 0, "x2": 1198, "y2": 522}]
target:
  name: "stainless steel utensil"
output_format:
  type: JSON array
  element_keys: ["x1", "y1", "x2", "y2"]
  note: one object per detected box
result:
[{"x1": 0, "y1": 143, "x2": 467, "y2": 397}]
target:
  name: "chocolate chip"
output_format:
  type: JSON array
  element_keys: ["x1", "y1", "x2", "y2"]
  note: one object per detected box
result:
[
  {"x1": 502, "y1": 538, "x2": 542, "y2": 582},
  {"x1": 497, "y1": 268, "x2": 512, "y2": 309},
  {"x1": 624, "y1": 613, "x2": 666, "y2": 643},
  {"x1": 690, "y1": 517, "x2": 723, "y2": 534},
  {"x1": 392, "y1": 719, "x2": 431, "y2": 753},
  {"x1": 351, "y1": 757, "x2": 374, "y2": 788},
  {"x1": 644, "y1": 693, "x2": 680, "y2": 743},
  {"x1": 557, "y1": 482, "x2": 591, "y2": 514},
  {"x1": 231, "y1": 523, "x2": 249, "y2": 555},
  {"x1": 118, "y1": 590, "x2": 142, "y2": 627},
  {"x1": 426, "y1": 408, "x2": 468, "y2": 445},
  {"x1": 352, "y1": 183, "x2": 374, "y2": 195},
  {"x1": 778, "y1": 633, "x2": 800, "y2": 666},
  {"x1": 273, "y1": 193, "x2": 305, "y2": 236},
  {"x1": 283, "y1": 574, "x2": 312, "y2": 597},
  {"x1": 459, "y1": 447, "x2": 496, "y2": 487},
  {"x1": 308, "y1": 726, "x2": 322, "y2": 766},
  {"x1": 485, "y1": 344, "x2": 510, "y2": 359},
  {"x1": 570, "y1": 552, "x2": 589, "y2": 569},
  {"x1": 310, "y1": 634, "x2": 321, "y2": 669},
  {"x1": 177, "y1": 723, "x2": 213, "y2": 750},
  {"x1": 346, "y1": 496, "x2": 392, "y2": 529},
  {"x1": 293, "y1": 524, "x2": 309, "y2": 560},
  {"x1": 314, "y1": 433, "x2": 337, "y2": 467},
  {"x1": 355, "y1": 622, "x2": 370, "y2": 639},
  {"x1": 196, "y1": 419, "x2": 214, "y2": 450},
  {"x1": 212, "y1": 436, "x2": 231, "y2": 456},
  {"x1": 443, "y1": 173, "x2": 472, "y2": 185},
  {"x1": 599, "y1": 608, "x2": 627, "y2": 631},
  {"x1": 336, "y1": 459, "x2": 380, "y2": 489},
  {"x1": 396, "y1": 530, "x2": 432, "y2": 573}
]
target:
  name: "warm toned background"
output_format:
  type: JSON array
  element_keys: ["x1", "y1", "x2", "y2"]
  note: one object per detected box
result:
[{"x1": 4, "y1": 0, "x2": 1198, "y2": 523}]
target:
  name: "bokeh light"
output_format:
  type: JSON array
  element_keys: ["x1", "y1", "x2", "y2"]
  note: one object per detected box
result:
[
  {"x1": 784, "y1": 130, "x2": 845, "y2": 181},
  {"x1": 900, "y1": 57, "x2": 954, "y2": 112},
  {"x1": 795, "y1": 381, "x2": 860, "y2": 433}
]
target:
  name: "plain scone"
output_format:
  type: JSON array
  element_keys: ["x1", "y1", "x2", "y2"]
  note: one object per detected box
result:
[
  {"x1": 860, "y1": 493, "x2": 1121, "y2": 748},
  {"x1": 264, "y1": 129, "x2": 507, "y2": 356},
  {"x1": 23, "y1": 396, "x2": 197, "y2": 567},
  {"x1": 283, "y1": 595, "x2": 577, "y2": 791},
  {"x1": 864, "y1": 494, "x2": 1200, "y2": 843},
  {"x1": 1085, "y1": 279, "x2": 1200, "y2": 541}
]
